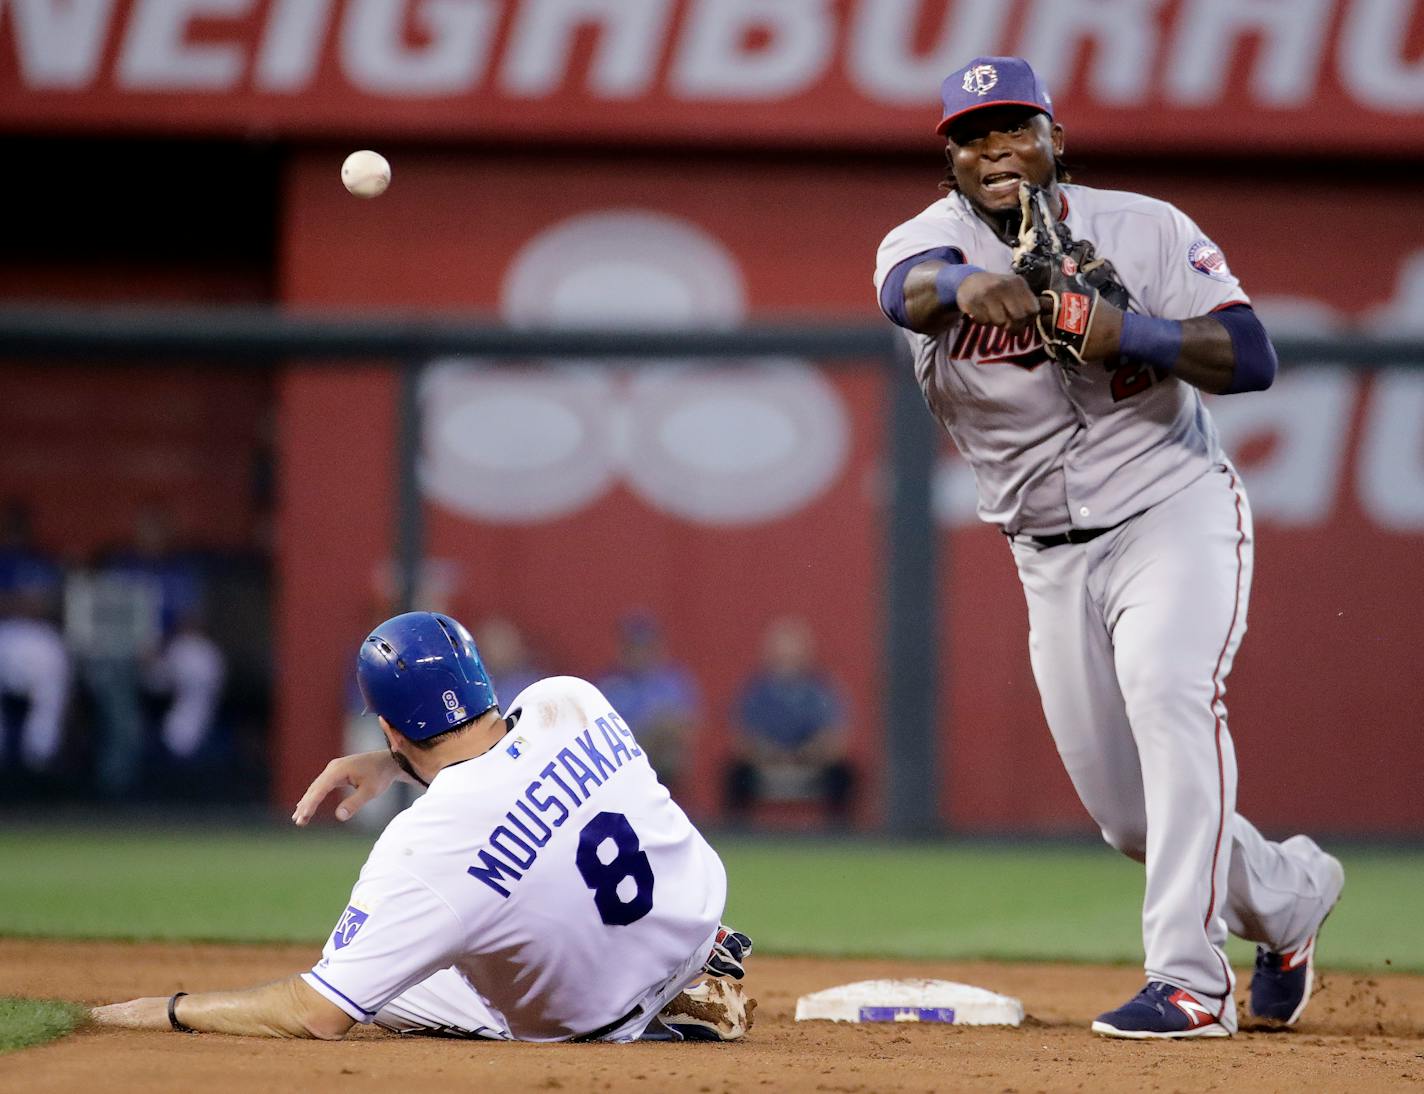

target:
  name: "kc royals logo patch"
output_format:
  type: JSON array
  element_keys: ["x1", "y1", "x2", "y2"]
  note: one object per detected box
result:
[
  {"x1": 962, "y1": 64, "x2": 998, "y2": 96},
  {"x1": 1187, "y1": 238, "x2": 1232, "y2": 282},
  {"x1": 332, "y1": 904, "x2": 369, "y2": 950}
]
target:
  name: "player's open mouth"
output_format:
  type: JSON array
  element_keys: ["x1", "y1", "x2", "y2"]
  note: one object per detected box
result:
[{"x1": 981, "y1": 172, "x2": 1022, "y2": 195}]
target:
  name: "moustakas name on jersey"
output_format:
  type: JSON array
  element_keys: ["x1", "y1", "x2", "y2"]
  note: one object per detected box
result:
[{"x1": 301, "y1": 676, "x2": 726, "y2": 1042}]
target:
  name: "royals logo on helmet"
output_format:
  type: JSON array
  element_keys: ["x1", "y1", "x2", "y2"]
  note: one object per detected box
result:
[{"x1": 441, "y1": 688, "x2": 468, "y2": 724}]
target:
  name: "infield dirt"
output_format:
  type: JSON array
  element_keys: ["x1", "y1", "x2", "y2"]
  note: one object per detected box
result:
[{"x1": 2, "y1": 939, "x2": 1421, "y2": 1092}]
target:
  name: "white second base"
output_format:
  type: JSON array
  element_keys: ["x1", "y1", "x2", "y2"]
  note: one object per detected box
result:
[{"x1": 794, "y1": 978, "x2": 1024, "y2": 1026}]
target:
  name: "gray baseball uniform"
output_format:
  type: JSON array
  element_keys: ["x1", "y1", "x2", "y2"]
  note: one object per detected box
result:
[{"x1": 874, "y1": 184, "x2": 1343, "y2": 1027}]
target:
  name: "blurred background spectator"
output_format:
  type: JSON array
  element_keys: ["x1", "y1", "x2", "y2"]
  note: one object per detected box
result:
[
  {"x1": 724, "y1": 617, "x2": 854, "y2": 829},
  {"x1": 66, "y1": 504, "x2": 227, "y2": 798},
  {"x1": 0, "y1": 500, "x2": 71, "y2": 784},
  {"x1": 596, "y1": 612, "x2": 699, "y2": 795},
  {"x1": 476, "y1": 616, "x2": 542, "y2": 708}
]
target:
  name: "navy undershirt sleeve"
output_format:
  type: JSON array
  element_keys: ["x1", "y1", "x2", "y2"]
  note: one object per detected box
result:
[
  {"x1": 1212, "y1": 303, "x2": 1277, "y2": 394},
  {"x1": 878, "y1": 246, "x2": 964, "y2": 329}
]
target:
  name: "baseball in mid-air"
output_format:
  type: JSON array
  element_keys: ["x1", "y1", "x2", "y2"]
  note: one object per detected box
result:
[{"x1": 341, "y1": 150, "x2": 391, "y2": 198}]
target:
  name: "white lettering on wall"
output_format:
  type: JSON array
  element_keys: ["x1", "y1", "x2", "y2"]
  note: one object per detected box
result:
[
  {"x1": 255, "y1": 0, "x2": 333, "y2": 93},
  {"x1": 8, "y1": 0, "x2": 1424, "y2": 136},
  {"x1": 341, "y1": 0, "x2": 498, "y2": 96},
  {"x1": 849, "y1": 0, "x2": 1008, "y2": 104},
  {"x1": 1369, "y1": 250, "x2": 1424, "y2": 333},
  {"x1": 933, "y1": 453, "x2": 981, "y2": 528},
  {"x1": 502, "y1": 0, "x2": 674, "y2": 98},
  {"x1": 1020, "y1": 0, "x2": 1164, "y2": 105},
  {"x1": 1209, "y1": 368, "x2": 1356, "y2": 526},
  {"x1": 1359, "y1": 372, "x2": 1424, "y2": 532},
  {"x1": 422, "y1": 209, "x2": 848, "y2": 525},
  {"x1": 500, "y1": 209, "x2": 747, "y2": 327},
  {"x1": 1340, "y1": 0, "x2": 1424, "y2": 111},
  {"x1": 117, "y1": 0, "x2": 253, "y2": 91},
  {"x1": 1168, "y1": 0, "x2": 1331, "y2": 106},
  {"x1": 671, "y1": 0, "x2": 834, "y2": 99},
  {"x1": 5, "y1": 0, "x2": 115, "y2": 89}
]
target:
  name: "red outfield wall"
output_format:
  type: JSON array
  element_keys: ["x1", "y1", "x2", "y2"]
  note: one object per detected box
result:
[{"x1": 276, "y1": 149, "x2": 1424, "y2": 834}]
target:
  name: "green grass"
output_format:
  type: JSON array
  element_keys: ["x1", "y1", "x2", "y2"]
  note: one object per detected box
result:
[
  {"x1": 0, "y1": 828, "x2": 371, "y2": 944},
  {"x1": 0, "y1": 998, "x2": 87, "y2": 1054},
  {"x1": 719, "y1": 840, "x2": 1424, "y2": 972},
  {"x1": 0, "y1": 828, "x2": 1420, "y2": 972}
]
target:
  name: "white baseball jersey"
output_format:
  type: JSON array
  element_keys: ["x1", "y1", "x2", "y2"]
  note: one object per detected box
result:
[
  {"x1": 873, "y1": 184, "x2": 1249, "y2": 535},
  {"x1": 302, "y1": 676, "x2": 726, "y2": 1042}
]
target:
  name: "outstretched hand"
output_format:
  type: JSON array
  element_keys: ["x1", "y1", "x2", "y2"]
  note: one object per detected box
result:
[
  {"x1": 91, "y1": 997, "x2": 170, "y2": 1030},
  {"x1": 292, "y1": 750, "x2": 403, "y2": 826}
]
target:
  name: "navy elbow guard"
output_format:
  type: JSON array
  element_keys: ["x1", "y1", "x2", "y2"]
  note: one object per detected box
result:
[{"x1": 1213, "y1": 304, "x2": 1277, "y2": 393}]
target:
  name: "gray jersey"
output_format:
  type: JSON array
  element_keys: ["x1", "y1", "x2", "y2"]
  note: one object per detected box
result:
[{"x1": 873, "y1": 184, "x2": 1249, "y2": 535}]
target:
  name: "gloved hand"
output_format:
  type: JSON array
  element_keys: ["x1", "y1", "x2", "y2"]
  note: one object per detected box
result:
[
  {"x1": 1011, "y1": 182, "x2": 1130, "y2": 366},
  {"x1": 703, "y1": 926, "x2": 754, "y2": 980}
]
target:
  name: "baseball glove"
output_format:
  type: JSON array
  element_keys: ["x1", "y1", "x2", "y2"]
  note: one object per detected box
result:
[{"x1": 1010, "y1": 182, "x2": 1130, "y2": 366}]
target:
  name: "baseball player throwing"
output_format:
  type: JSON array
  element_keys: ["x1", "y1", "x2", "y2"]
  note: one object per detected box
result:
[
  {"x1": 93, "y1": 611, "x2": 753, "y2": 1043},
  {"x1": 874, "y1": 56, "x2": 1344, "y2": 1038}
]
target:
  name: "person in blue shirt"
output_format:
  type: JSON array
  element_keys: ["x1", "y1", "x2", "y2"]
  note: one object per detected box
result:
[
  {"x1": 475, "y1": 616, "x2": 542, "y2": 707},
  {"x1": 725, "y1": 617, "x2": 854, "y2": 827},
  {"x1": 595, "y1": 613, "x2": 700, "y2": 794}
]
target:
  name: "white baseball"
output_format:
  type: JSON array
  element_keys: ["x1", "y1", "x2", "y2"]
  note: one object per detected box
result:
[{"x1": 342, "y1": 150, "x2": 391, "y2": 199}]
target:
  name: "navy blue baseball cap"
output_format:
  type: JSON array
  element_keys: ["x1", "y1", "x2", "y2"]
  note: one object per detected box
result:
[{"x1": 936, "y1": 56, "x2": 1054, "y2": 136}]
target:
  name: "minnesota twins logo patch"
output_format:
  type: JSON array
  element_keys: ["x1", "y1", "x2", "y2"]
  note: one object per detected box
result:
[
  {"x1": 962, "y1": 64, "x2": 998, "y2": 96},
  {"x1": 1187, "y1": 239, "x2": 1231, "y2": 282},
  {"x1": 332, "y1": 905, "x2": 369, "y2": 950}
]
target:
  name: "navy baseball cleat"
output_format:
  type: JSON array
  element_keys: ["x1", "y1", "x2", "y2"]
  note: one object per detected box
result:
[
  {"x1": 1091, "y1": 981, "x2": 1230, "y2": 1039},
  {"x1": 1248, "y1": 938, "x2": 1318, "y2": 1026},
  {"x1": 1249, "y1": 848, "x2": 1344, "y2": 1027}
]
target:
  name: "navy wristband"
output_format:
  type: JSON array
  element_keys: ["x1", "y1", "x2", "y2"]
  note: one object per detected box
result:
[
  {"x1": 878, "y1": 246, "x2": 964, "y2": 328},
  {"x1": 1118, "y1": 312, "x2": 1183, "y2": 371},
  {"x1": 934, "y1": 263, "x2": 986, "y2": 310}
]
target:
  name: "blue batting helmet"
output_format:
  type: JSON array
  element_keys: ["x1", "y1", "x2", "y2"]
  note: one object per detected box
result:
[{"x1": 357, "y1": 612, "x2": 498, "y2": 741}]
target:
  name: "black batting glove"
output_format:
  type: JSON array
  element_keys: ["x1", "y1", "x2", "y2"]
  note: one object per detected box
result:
[{"x1": 703, "y1": 926, "x2": 754, "y2": 980}]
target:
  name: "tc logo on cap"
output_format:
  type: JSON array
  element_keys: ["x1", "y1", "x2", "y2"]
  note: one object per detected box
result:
[{"x1": 962, "y1": 64, "x2": 999, "y2": 96}]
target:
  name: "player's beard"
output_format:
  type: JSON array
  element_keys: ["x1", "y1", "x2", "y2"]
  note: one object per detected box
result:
[{"x1": 389, "y1": 747, "x2": 430, "y2": 788}]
